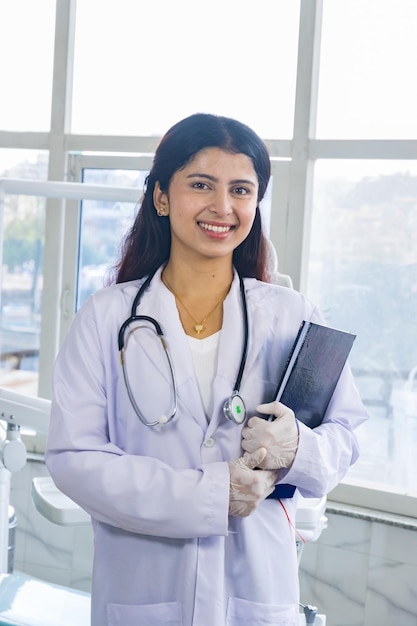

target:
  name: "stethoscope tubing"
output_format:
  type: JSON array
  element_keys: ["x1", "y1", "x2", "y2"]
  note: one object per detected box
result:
[{"x1": 118, "y1": 268, "x2": 248, "y2": 427}]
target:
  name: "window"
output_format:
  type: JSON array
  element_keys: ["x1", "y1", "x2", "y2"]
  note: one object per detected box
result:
[
  {"x1": 71, "y1": 0, "x2": 299, "y2": 139},
  {"x1": 0, "y1": 1, "x2": 56, "y2": 132},
  {"x1": 0, "y1": 150, "x2": 48, "y2": 180},
  {"x1": 0, "y1": 192, "x2": 45, "y2": 397},
  {"x1": 308, "y1": 159, "x2": 417, "y2": 494},
  {"x1": 317, "y1": 0, "x2": 417, "y2": 139},
  {"x1": 77, "y1": 168, "x2": 147, "y2": 307},
  {"x1": 1, "y1": 0, "x2": 416, "y2": 514},
  {"x1": 0, "y1": 151, "x2": 48, "y2": 396}
]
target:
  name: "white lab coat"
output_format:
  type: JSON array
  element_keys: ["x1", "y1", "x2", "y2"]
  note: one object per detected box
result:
[{"x1": 46, "y1": 268, "x2": 368, "y2": 626}]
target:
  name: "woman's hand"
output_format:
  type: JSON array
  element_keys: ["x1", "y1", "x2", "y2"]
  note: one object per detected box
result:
[
  {"x1": 241, "y1": 401, "x2": 299, "y2": 470},
  {"x1": 228, "y1": 448, "x2": 279, "y2": 517}
]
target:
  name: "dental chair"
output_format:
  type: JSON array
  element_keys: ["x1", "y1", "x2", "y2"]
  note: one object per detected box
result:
[{"x1": 0, "y1": 390, "x2": 91, "y2": 626}]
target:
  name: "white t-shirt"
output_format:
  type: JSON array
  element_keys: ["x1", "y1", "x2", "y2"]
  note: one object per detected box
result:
[{"x1": 187, "y1": 331, "x2": 221, "y2": 419}]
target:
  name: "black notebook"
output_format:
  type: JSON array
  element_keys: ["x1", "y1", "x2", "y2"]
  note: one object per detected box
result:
[{"x1": 267, "y1": 320, "x2": 356, "y2": 499}]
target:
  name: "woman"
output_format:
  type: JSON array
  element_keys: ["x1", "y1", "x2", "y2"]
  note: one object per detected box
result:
[{"x1": 46, "y1": 113, "x2": 367, "y2": 626}]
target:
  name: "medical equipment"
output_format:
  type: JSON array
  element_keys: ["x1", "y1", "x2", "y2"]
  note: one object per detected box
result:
[
  {"x1": 118, "y1": 273, "x2": 178, "y2": 427},
  {"x1": 118, "y1": 269, "x2": 250, "y2": 426},
  {"x1": 300, "y1": 604, "x2": 318, "y2": 625},
  {"x1": 0, "y1": 390, "x2": 91, "y2": 625}
]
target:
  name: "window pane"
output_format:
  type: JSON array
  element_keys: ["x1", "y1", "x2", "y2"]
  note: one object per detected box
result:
[
  {"x1": 317, "y1": 0, "x2": 417, "y2": 139},
  {"x1": 0, "y1": 194, "x2": 45, "y2": 397},
  {"x1": 77, "y1": 168, "x2": 147, "y2": 308},
  {"x1": 72, "y1": 0, "x2": 299, "y2": 139},
  {"x1": 307, "y1": 160, "x2": 417, "y2": 493},
  {"x1": 0, "y1": 150, "x2": 48, "y2": 180},
  {"x1": 0, "y1": 1, "x2": 55, "y2": 132},
  {"x1": 0, "y1": 152, "x2": 48, "y2": 395}
]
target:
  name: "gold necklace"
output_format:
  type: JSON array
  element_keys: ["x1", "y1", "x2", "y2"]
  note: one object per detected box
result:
[{"x1": 163, "y1": 276, "x2": 225, "y2": 335}]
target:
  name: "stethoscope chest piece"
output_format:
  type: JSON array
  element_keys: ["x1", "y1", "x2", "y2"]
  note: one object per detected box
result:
[{"x1": 223, "y1": 392, "x2": 246, "y2": 425}]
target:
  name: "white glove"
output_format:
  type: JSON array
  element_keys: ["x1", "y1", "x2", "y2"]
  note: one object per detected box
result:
[
  {"x1": 241, "y1": 401, "x2": 299, "y2": 470},
  {"x1": 228, "y1": 448, "x2": 279, "y2": 517}
]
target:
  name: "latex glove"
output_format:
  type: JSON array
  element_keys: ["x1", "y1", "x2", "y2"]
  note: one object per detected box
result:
[
  {"x1": 228, "y1": 448, "x2": 279, "y2": 517},
  {"x1": 241, "y1": 401, "x2": 299, "y2": 470}
]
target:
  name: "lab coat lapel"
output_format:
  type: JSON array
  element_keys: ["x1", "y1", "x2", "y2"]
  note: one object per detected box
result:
[
  {"x1": 209, "y1": 273, "x2": 250, "y2": 433},
  {"x1": 216, "y1": 273, "x2": 273, "y2": 382},
  {"x1": 215, "y1": 273, "x2": 245, "y2": 391},
  {"x1": 210, "y1": 274, "x2": 276, "y2": 432},
  {"x1": 243, "y1": 278, "x2": 279, "y2": 376}
]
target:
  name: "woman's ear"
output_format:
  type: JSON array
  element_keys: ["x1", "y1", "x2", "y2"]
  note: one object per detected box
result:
[{"x1": 153, "y1": 182, "x2": 169, "y2": 217}]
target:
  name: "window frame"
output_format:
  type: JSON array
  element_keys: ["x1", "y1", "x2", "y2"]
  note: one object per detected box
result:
[{"x1": 0, "y1": 0, "x2": 416, "y2": 517}]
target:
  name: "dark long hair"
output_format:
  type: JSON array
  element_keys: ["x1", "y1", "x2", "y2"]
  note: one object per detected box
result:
[{"x1": 114, "y1": 113, "x2": 271, "y2": 283}]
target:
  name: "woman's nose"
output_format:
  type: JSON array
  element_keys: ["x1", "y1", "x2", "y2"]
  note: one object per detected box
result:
[{"x1": 210, "y1": 188, "x2": 232, "y2": 215}]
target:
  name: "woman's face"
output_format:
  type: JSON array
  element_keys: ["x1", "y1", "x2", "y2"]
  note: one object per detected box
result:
[{"x1": 154, "y1": 147, "x2": 259, "y2": 264}]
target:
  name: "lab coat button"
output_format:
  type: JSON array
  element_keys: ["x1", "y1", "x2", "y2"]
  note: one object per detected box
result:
[{"x1": 204, "y1": 437, "x2": 215, "y2": 447}]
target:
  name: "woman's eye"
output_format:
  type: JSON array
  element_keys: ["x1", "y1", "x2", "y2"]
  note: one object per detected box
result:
[
  {"x1": 192, "y1": 181, "x2": 209, "y2": 190},
  {"x1": 233, "y1": 186, "x2": 249, "y2": 195}
]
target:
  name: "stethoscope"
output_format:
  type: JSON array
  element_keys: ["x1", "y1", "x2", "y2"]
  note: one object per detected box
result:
[{"x1": 118, "y1": 268, "x2": 249, "y2": 427}]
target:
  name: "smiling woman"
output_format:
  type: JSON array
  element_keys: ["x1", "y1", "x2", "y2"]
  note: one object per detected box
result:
[
  {"x1": 115, "y1": 113, "x2": 271, "y2": 287},
  {"x1": 154, "y1": 148, "x2": 259, "y2": 337},
  {"x1": 154, "y1": 148, "x2": 259, "y2": 275},
  {"x1": 46, "y1": 112, "x2": 368, "y2": 626}
]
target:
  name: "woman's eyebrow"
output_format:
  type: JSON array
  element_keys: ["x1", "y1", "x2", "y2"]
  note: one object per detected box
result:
[{"x1": 186, "y1": 173, "x2": 257, "y2": 187}]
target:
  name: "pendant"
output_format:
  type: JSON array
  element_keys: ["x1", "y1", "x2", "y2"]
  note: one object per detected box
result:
[{"x1": 194, "y1": 324, "x2": 204, "y2": 335}]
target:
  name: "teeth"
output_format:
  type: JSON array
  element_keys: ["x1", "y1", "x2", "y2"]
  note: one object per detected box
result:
[{"x1": 199, "y1": 222, "x2": 232, "y2": 233}]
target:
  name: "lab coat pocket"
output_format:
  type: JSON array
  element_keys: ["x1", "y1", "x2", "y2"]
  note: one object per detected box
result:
[
  {"x1": 107, "y1": 600, "x2": 183, "y2": 625},
  {"x1": 226, "y1": 596, "x2": 299, "y2": 626}
]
